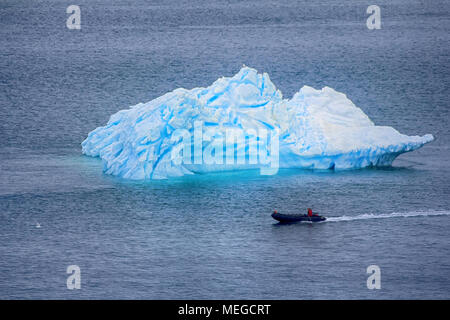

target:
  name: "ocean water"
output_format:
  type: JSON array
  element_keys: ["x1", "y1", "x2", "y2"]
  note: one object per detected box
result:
[{"x1": 0, "y1": 0, "x2": 449, "y2": 299}]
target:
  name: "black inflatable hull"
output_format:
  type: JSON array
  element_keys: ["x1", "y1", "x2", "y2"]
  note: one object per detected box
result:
[{"x1": 272, "y1": 213, "x2": 326, "y2": 223}]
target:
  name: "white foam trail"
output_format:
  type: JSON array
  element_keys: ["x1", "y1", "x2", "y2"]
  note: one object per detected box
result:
[{"x1": 326, "y1": 210, "x2": 450, "y2": 222}]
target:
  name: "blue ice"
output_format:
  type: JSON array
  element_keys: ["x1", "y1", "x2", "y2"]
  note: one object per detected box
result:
[{"x1": 82, "y1": 67, "x2": 434, "y2": 179}]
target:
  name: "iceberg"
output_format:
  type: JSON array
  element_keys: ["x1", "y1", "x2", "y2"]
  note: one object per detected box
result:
[{"x1": 81, "y1": 67, "x2": 434, "y2": 180}]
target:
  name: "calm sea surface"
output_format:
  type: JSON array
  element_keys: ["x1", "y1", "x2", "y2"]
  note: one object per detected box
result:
[{"x1": 0, "y1": 0, "x2": 449, "y2": 299}]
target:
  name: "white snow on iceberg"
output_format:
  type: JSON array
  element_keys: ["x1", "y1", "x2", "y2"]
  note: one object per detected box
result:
[{"x1": 81, "y1": 67, "x2": 434, "y2": 180}]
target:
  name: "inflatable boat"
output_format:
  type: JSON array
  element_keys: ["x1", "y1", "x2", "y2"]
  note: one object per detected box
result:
[{"x1": 271, "y1": 212, "x2": 326, "y2": 223}]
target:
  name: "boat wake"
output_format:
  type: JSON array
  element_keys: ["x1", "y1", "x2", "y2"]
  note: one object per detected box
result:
[{"x1": 326, "y1": 210, "x2": 450, "y2": 222}]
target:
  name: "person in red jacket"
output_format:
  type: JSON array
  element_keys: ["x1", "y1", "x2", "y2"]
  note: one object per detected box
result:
[{"x1": 307, "y1": 208, "x2": 313, "y2": 217}]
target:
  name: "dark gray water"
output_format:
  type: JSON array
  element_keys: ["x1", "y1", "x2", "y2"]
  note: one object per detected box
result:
[{"x1": 0, "y1": 0, "x2": 449, "y2": 299}]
